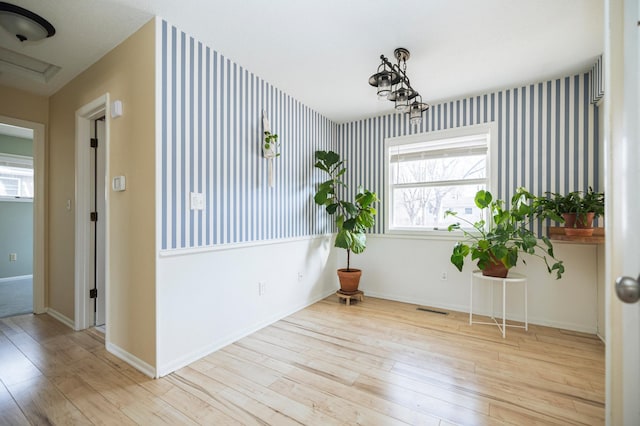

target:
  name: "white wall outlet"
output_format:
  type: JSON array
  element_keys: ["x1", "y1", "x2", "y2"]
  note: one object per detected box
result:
[
  {"x1": 9, "y1": 253, "x2": 17, "y2": 262},
  {"x1": 190, "y1": 192, "x2": 205, "y2": 210},
  {"x1": 297, "y1": 272, "x2": 303, "y2": 281},
  {"x1": 258, "y1": 281, "x2": 266, "y2": 296},
  {"x1": 441, "y1": 271, "x2": 448, "y2": 281}
]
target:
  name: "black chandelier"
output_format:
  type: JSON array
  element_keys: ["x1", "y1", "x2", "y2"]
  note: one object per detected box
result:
[{"x1": 368, "y1": 48, "x2": 429, "y2": 125}]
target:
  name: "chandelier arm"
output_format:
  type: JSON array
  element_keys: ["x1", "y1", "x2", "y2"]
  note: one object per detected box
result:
[
  {"x1": 382, "y1": 58, "x2": 414, "y2": 92},
  {"x1": 371, "y1": 48, "x2": 426, "y2": 123}
]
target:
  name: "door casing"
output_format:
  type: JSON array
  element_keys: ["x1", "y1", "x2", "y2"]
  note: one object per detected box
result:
[
  {"x1": 75, "y1": 94, "x2": 110, "y2": 331},
  {"x1": 0, "y1": 115, "x2": 45, "y2": 315}
]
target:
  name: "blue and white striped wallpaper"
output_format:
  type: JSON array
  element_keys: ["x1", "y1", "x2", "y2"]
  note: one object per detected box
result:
[
  {"x1": 159, "y1": 19, "x2": 602, "y2": 248},
  {"x1": 160, "y1": 21, "x2": 335, "y2": 250},
  {"x1": 338, "y1": 73, "x2": 600, "y2": 235}
]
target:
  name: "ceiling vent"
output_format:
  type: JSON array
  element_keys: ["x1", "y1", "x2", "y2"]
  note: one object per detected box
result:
[{"x1": 0, "y1": 46, "x2": 60, "y2": 82}]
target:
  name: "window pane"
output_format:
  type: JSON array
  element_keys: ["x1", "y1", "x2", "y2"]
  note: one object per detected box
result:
[
  {"x1": 390, "y1": 154, "x2": 486, "y2": 185},
  {"x1": 0, "y1": 164, "x2": 33, "y2": 197},
  {"x1": 391, "y1": 183, "x2": 486, "y2": 229}
]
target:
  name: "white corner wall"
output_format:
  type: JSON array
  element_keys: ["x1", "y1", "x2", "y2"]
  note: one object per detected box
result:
[
  {"x1": 354, "y1": 235, "x2": 599, "y2": 334},
  {"x1": 156, "y1": 235, "x2": 338, "y2": 376}
]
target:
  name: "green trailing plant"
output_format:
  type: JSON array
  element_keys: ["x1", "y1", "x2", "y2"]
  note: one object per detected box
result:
[
  {"x1": 263, "y1": 131, "x2": 280, "y2": 157},
  {"x1": 446, "y1": 188, "x2": 564, "y2": 279},
  {"x1": 534, "y1": 187, "x2": 604, "y2": 226},
  {"x1": 313, "y1": 150, "x2": 379, "y2": 271}
]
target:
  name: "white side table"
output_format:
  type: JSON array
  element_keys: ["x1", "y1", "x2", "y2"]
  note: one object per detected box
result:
[{"x1": 469, "y1": 270, "x2": 528, "y2": 338}]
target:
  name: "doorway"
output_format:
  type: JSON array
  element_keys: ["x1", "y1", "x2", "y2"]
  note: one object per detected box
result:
[
  {"x1": 0, "y1": 116, "x2": 45, "y2": 317},
  {"x1": 75, "y1": 94, "x2": 109, "y2": 331},
  {"x1": 0, "y1": 123, "x2": 34, "y2": 318},
  {"x1": 90, "y1": 117, "x2": 106, "y2": 327}
]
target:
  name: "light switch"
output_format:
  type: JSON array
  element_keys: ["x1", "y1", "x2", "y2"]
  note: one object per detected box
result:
[
  {"x1": 111, "y1": 100, "x2": 123, "y2": 118},
  {"x1": 190, "y1": 192, "x2": 205, "y2": 210},
  {"x1": 112, "y1": 176, "x2": 126, "y2": 191}
]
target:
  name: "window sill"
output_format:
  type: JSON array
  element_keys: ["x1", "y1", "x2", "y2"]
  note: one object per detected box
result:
[
  {"x1": 0, "y1": 197, "x2": 33, "y2": 203},
  {"x1": 381, "y1": 228, "x2": 468, "y2": 241}
]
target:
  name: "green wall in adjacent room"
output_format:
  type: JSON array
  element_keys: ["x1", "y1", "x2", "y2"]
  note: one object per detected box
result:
[
  {"x1": 0, "y1": 133, "x2": 33, "y2": 278},
  {"x1": 0, "y1": 201, "x2": 33, "y2": 278}
]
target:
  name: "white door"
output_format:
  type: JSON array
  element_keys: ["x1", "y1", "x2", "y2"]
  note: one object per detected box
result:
[
  {"x1": 90, "y1": 118, "x2": 106, "y2": 327},
  {"x1": 605, "y1": 0, "x2": 640, "y2": 424}
]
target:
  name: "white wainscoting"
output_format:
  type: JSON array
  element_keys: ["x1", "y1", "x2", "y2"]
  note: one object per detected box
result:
[
  {"x1": 156, "y1": 235, "x2": 338, "y2": 376},
  {"x1": 352, "y1": 234, "x2": 599, "y2": 334}
]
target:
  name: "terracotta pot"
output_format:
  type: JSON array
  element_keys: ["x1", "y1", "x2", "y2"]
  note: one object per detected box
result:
[
  {"x1": 482, "y1": 255, "x2": 509, "y2": 278},
  {"x1": 562, "y1": 213, "x2": 577, "y2": 229},
  {"x1": 562, "y1": 212, "x2": 595, "y2": 237},
  {"x1": 337, "y1": 268, "x2": 362, "y2": 294}
]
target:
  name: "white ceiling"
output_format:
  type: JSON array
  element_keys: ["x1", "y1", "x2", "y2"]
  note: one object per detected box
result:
[{"x1": 0, "y1": 0, "x2": 603, "y2": 123}]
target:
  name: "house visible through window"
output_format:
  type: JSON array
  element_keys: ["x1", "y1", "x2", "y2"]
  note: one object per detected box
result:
[
  {"x1": 385, "y1": 125, "x2": 492, "y2": 232},
  {"x1": 0, "y1": 154, "x2": 33, "y2": 200}
]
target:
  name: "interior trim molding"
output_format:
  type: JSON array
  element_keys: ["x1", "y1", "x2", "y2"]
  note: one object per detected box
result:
[
  {"x1": 0, "y1": 274, "x2": 33, "y2": 283},
  {"x1": 46, "y1": 307, "x2": 74, "y2": 329},
  {"x1": 0, "y1": 115, "x2": 45, "y2": 315},
  {"x1": 156, "y1": 288, "x2": 335, "y2": 377},
  {"x1": 365, "y1": 290, "x2": 598, "y2": 334},
  {"x1": 158, "y1": 234, "x2": 334, "y2": 258},
  {"x1": 74, "y1": 94, "x2": 110, "y2": 331},
  {"x1": 106, "y1": 341, "x2": 156, "y2": 379}
]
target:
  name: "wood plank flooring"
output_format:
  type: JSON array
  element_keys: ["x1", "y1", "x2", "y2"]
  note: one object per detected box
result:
[{"x1": 0, "y1": 296, "x2": 604, "y2": 425}]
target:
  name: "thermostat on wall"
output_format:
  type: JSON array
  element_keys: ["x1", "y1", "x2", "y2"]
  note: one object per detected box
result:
[{"x1": 112, "y1": 176, "x2": 126, "y2": 191}]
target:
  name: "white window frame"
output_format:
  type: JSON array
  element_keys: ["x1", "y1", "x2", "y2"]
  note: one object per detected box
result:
[
  {"x1": 384, "y1": 123, "x2": 498, "y2": 237},
  {"x1": 0, "y1": 153, "x2": 34, "y2": 202}
]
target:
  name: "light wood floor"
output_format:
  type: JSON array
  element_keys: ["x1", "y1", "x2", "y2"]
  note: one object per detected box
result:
[{"x1": 0, "y1": 296, "x2": 604, "y2": 425}]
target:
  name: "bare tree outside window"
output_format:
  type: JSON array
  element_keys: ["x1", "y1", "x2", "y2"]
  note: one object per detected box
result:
[{"x1": 387, "y1": 131, "x2": 490, "y2": 231}]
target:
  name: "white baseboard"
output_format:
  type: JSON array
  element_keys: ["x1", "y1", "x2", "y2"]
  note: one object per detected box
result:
[
  {"x1": 156, "y1": 289, "x2": 335, "y2": 377},
  {"x1": 46, "y1": 307, "x2": 74, "y2": 329},
  {"x1": 106, "y1": 341, "x2": 156, "y2": 379},
  {"x1": 364, "y1": 290, "x2": 597, "y2": 335},
  {"x1": 0, "y1": 274, "x2": 33, "y2": 283},
  {"x1": 47, "y1": 307, "x2": 155, "y2": 378}
]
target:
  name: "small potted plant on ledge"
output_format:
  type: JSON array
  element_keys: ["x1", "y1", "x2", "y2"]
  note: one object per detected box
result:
[
  {"x1": 313, "y1": 150, "x2": 379, "y2": 293},
  {"x1": 534, "y1": 187, "x2": 604, "y2": 237},
  {"x1": 446, "y1": 188, "x2": 564, "y2": 279}
]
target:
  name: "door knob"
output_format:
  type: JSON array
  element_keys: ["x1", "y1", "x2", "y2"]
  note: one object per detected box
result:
[{"x1": 615, "y1": 274, "x2": 640, "y2": 303}]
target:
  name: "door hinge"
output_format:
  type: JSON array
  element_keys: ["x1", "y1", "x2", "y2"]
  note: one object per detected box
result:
[
  {"x1": 90, "y1": 212, "x2": 98, "y2": 222},
  {"x1": 89, "y1": 288, "x2": 97, "y2": 299},
  {"x1": 90, "y1": 138, "x2": 98, "y2": 148}
]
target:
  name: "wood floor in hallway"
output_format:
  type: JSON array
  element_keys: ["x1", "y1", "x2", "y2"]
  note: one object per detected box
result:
[{"x1": 0, "y1": 295, "x2": 604, "y2": 425}]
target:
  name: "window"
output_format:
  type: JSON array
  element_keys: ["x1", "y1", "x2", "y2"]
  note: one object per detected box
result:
[
  {"x1": 385, "y1": 125, "x2": 493, "y2": 232},
  {"x1": 0, "y1": 154, "x2": 33, "y2": 201}
]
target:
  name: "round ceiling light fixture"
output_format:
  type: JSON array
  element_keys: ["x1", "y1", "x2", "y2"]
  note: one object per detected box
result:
[{"x1": 0, "y1": 2, "x2": 55, "y2": 42}]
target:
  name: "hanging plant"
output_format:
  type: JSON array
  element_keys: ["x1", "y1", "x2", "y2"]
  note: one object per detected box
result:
[{"x1": 263, "y1": 131, "x2": 280, "y2": 158}]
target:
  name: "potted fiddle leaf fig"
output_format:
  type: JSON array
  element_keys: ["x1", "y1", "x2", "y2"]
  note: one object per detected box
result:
[
  {"x1": 314, "y1": 150, "x2": 379, "y2": 293},
  {"x1": 446, "y1": 188, "x2": 564, "y2": 279}
]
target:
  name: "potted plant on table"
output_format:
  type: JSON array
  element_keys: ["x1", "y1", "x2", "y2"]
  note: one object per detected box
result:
[
  {"x1": 446, "y1": 188, "x2": 564, "y2": 279},
  {"x1": 534, "y1": 187, "x2": 604, "y2": 237},
  {"x1": 313, "y1": 150, "x2": 379, "y2": 293}
]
